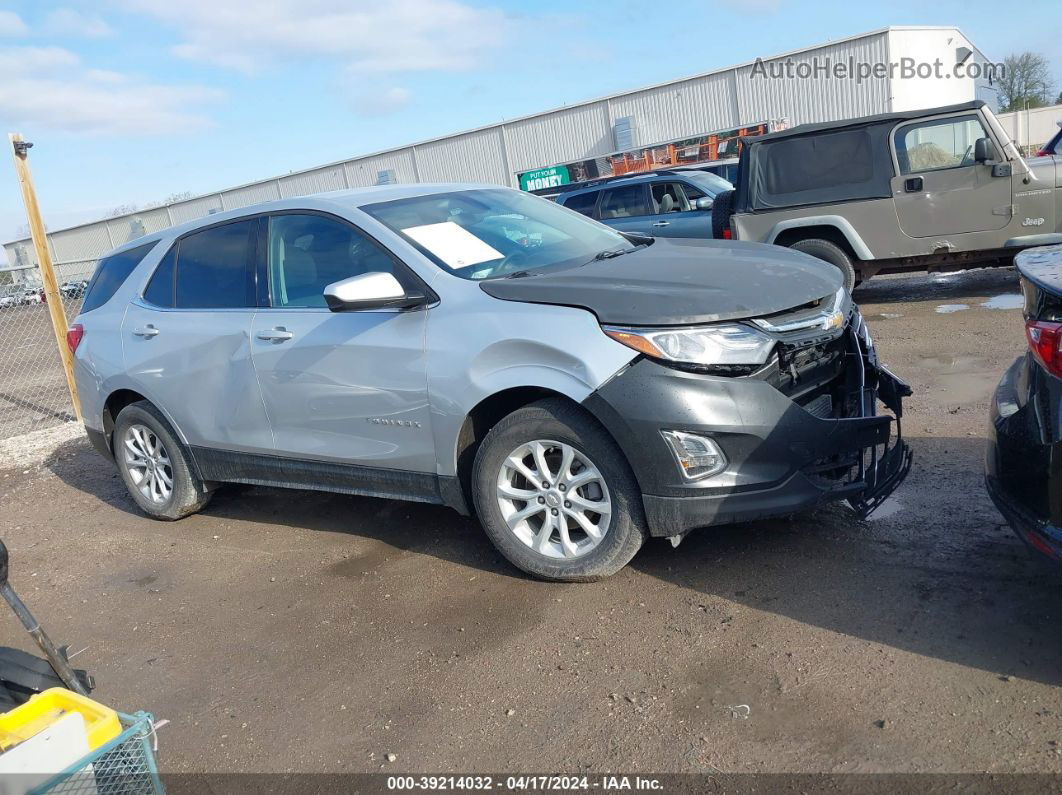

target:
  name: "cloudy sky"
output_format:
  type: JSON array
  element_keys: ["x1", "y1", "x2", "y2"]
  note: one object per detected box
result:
[{"x1": 0, "y1": 0, "x2": 1059, "y2": 263}]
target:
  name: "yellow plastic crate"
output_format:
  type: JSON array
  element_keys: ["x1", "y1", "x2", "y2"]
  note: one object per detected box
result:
[{"x1": 0, "y1": 687, "x2": 121, "y2": 752}]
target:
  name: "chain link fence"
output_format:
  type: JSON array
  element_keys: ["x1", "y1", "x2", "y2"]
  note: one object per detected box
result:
[{"x1": 0, "y1": 260, "x2": 95, "y2": 440}]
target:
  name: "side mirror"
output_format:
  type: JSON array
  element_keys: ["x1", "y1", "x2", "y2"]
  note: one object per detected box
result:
[
  {"x1": 695, "y1": 197, "x2": 714, "y2": 211},
  {"x1": 323, "y1": 272, "x2": 426, "y2": 312},
  {"x1": 974, "y1": 137, "x2": 997, "y2": 164}
]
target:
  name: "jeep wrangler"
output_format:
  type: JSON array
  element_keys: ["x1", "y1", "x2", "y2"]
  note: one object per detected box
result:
[{"x1": 712, "y1": 100, "x2": 1061, "y2": 290}]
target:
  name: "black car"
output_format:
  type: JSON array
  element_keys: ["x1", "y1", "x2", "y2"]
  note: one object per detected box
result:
[{"x1": 986, "y1": 244, "x2": 1062, "y2": 564}]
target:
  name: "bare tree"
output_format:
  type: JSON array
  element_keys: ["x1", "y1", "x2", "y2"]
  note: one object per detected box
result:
[
  {"x1": 998, "y1": 52, "x2": 1056, "y2": 112},
  {"x1": 14, "y1": 222, "x2": 45, "y2": 237},
  {"x1": 108, "y1": 203, "x2": 138, "y2": 217},
  {"x1": 143, "y1": 191, "x2": 194, "y2": 210}
]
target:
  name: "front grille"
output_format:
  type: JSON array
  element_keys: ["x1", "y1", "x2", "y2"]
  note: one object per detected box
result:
[
  {"x1": 754, "y1": 330, "x2": 848, "y2": 412},
  {"x1": 803, "y1": 393, "x2": 833, "y2": 419}
]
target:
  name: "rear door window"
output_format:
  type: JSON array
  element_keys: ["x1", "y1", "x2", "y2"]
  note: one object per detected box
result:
[
  {"x1": 598, "y1": 185, "x2": 648, "y2": 219},
  {"x1": 174, "y1": 220, "x2": 257, "y2": 309},
  {"x1": 80, "y1": 241, "x2": 158, "y2": 314},
  {"x1": 561, "y1": 190, "x2": 599, "y2": 218}
]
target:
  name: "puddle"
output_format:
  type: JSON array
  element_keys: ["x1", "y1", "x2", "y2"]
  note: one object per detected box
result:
[
  {"x1": 866, "y1": 496, "x2": 904, "y2": 521},
  {"x1": 980, "y1": 293, "x2": 1023, "y2": 310},
  {"x1": 935, "y1": 304, "x2": 969, "y2": 314},
  {"x1": 864, "y1": 312, "x2": 903, "y2": 321}
]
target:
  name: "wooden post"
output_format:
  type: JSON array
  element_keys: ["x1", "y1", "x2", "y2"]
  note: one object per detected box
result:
[{"x1": 8, "y1": 133, "x2": 81, "y2": 422}]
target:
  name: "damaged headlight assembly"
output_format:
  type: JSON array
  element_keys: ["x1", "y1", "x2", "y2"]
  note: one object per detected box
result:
[
  {"x1": 602, "y1": 322, "x2": 774, "y2": 482},
  {"x1": 602, "y1": 322, "x2": 776, "y2": 367}
]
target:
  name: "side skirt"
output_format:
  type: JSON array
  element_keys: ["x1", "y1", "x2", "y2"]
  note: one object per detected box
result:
[{"x1": 189, "y1": 446, "x2": 469, "y2": 514}]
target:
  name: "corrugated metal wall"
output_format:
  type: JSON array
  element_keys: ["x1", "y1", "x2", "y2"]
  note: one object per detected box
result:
[
  {"x1": 504, "y1": 102, "x2": 614, "y2": 174},
  {"x1": 4, "y1": 28, "x2": 920, "y2": 271},
  {"x1": 416, "y1": 128, "x2": 509, "y2": 184},
  {"x1": 734, "y1": 34, "x2": 891, "y2": 128}
]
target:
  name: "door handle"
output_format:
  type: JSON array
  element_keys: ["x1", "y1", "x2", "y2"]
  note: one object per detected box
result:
[
  {"x1": 132, "y1": 325, "x2": 159, "y2": 338},
  {"x1": 904, "y1": 177, "x2": 924, "y2": 193},
  {"x1": 257, "y1": 327, "x2": 293, "y2": 342},
  {"x1": 652, "y1": 221, "x2": 671, "y2": 227}
]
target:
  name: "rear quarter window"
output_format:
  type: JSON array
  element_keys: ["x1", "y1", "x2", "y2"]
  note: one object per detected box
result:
[
  {"x1": 143, "y1": 245, "x2": 176, "y2": 307},
  {"x1": 80, "y1": 242, "x2": 158, "y2": 314}
]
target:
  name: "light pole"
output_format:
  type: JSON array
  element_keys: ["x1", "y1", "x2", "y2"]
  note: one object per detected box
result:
[{"x1": 1023, "y1": 79, "x2": 1050, "y2": 152}]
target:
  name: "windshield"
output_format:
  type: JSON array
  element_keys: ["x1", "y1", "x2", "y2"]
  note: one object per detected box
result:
[
  {"x1": 362, "y1": 188, "x2": 635, "y2": 280},
  {"x1": 684, "y1": 171, "x2": 733, "y2": 195}
]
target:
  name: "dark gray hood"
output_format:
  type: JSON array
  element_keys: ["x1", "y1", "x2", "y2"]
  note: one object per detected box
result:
[{"x1": 478, "y1": 237, "x2": 843, "y2": 326}]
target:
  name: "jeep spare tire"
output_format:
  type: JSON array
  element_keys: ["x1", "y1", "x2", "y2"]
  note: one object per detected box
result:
[
  {"x1": 711, "y1": 189, "x2": 735, "y2": 240},
  {"x1": 787, "y1": 238, "x2": 856, "y2": 292}
]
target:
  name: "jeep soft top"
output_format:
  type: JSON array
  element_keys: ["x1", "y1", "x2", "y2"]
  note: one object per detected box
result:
[{"x1": 713, "y1": 100, "x2": 1056, "y2": 289}]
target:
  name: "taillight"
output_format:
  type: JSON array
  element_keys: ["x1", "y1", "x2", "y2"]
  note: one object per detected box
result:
[
  {"x1": 722, "y1": 228, "x2": 732, "y2": 240},
  {"x1": 1025, "y1": 320, "x2": 1062, "y2": 377},
  {"x1": 66, "y1": 324, "x2": 84, "y2": 353}
]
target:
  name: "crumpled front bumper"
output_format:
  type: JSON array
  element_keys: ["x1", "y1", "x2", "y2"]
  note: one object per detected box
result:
[{"x1": 583, "y1": 325, "x2": 912, "y2": 538}]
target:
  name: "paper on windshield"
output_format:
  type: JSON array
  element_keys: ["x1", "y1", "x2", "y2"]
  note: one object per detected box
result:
[{"x1": 402, "y1": 221, "x2": 502, "y2": 269}]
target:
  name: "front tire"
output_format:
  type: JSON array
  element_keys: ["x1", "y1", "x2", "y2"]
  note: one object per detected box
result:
[
  {"x1": 113, "y1": 401, "x2": 212, "y2": 521},
  {"x1": 787, "y1": 238, "x2": 857, "y2": 292},
  {"x1": 471, "y1": 399, "x2": 646, "y2": 581}
]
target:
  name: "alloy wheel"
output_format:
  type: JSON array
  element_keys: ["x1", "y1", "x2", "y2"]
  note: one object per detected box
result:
[
  {"x1": 122, "y1": 424, "x2": 174, "y2": 505},
  {"x1": 496, "y1": 439, "x2": 612, "y2": 559}
]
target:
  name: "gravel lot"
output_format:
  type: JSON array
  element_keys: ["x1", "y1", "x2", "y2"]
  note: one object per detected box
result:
[{"x1": 0, "y1": 267, "x2": 1059, "y2": 779}]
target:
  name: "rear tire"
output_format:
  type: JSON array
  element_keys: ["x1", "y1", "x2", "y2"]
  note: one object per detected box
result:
[
  {"x1": 471, "y1": 399, "x2": 646, "y2": 581},
  {"x1": 787, "y1": 238, "x2": 857, "y2": 292},
  {"x1": 113, "y1": 401, "x2": 212, "y2": 521}
]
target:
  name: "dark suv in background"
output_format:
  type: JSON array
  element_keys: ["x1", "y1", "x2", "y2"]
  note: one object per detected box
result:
[{"x1": 555, "y1": 170, "x2": 733, "y2": 239}]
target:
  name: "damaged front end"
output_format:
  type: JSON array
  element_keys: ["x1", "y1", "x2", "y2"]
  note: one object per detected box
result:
[
  {"x1": 749, "y1": 306, "x2": 913, "y2": 519},
  {"x1": 585, "y1": 297, "x2": 913, "y2": 538},
  {"x1": 817, "y1": 315, "x2": 912, "y2": 518}
]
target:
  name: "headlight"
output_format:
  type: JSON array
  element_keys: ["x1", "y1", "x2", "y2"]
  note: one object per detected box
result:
[{"x1": 603, "y1": 323, "x2": 775, "y2": 366}]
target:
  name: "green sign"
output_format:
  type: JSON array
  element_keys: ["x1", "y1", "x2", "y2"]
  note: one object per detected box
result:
[{"x1": 519, "y1": 165, "x2": 571, "y2": 192}]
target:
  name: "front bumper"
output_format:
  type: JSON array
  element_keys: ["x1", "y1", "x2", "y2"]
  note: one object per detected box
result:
[
  {"x1": 986, "y1": 356, "x2": 1062, "y2": 563},
  {"x1": 584, "y1": 323, "x2": 912, "y2": 537}
]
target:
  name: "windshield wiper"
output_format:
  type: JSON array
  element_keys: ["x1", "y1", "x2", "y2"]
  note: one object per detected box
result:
[
  {"x1": 590, "y1": 247, "x2": 632, "y2": 262},
  {"x1": 502, "y1": 269, "x2": 532, "y2": 279}
]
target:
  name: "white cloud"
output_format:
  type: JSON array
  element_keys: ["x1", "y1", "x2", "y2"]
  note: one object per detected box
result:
[
  {"x1": 0, "y1": 46, "x2": 221, "y2": 135},
  {"x1": 44, "y1": 8, "x2": 115, "y2": 38},
  {"x1": 0, "y1": 11, "x2": 28, "y2": 36},
  {"x1": 351, "y1": 86, "x2": 412, "y2": 116},
  {"x1": 121, "y1": 0, "x2": 514, "y2": 75}
]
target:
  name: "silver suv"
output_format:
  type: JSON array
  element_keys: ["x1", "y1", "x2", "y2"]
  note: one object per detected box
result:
[{"x1": 71, "y1": 184, "x2": 911, "y2": 580}]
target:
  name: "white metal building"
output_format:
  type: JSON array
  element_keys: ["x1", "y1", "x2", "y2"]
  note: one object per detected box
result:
[{"x1": 3, "y1": 25, "x2": 1002, "y2": 283}]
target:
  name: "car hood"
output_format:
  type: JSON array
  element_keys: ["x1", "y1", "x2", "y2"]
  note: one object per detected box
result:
[{"x1": 478, "y1": 237, "x2": 843, "y2": 326}]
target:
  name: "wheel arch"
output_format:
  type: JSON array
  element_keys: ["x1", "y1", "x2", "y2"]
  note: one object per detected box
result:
[
  {"x1": 451, "y1": 386, "x2": 638, "y2": 518},
  {"x1": 767, "y1": 216, "x2": 873, "y2": 261},
  {"x1": 101, "y1": 386, "x2": 190, "y2": 454}
]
